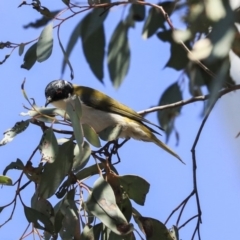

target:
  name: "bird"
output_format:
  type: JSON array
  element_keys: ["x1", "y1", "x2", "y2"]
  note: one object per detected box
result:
[{"x1": 44, "y1": 80, "x2": 183, "y2": 163}]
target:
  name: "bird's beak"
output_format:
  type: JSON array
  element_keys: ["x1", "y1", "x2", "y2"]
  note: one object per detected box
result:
[{"x1": 45, "y1": 97, "x2": 51, "y2": 107}]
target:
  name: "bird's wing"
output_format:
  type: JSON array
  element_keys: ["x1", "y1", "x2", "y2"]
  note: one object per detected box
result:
[{"x1": 74, "y1": 85, "x2": 163, "y2": 134}]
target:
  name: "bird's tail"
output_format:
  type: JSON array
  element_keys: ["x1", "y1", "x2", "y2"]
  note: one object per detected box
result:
[{"x1": 153, "y1": 137, "x2": 184, "y2": 164}]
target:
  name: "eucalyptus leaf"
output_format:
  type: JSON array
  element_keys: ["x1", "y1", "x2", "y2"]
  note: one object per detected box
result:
[
  {"x1": 0, "y1": 175, "x2": 13, "y2": 186},
  {"x1": 130, "y1": 4, "x2": 145, "y2": 22},
  {"x1": 81, "y1": 24, "x2": 105, "y2": 82},
  {"x1": 38, "y1": 140, "x2": 74, "y2": 199},
  {"x1": 132, "y1": 210, "x2": 173, "y2": 240},
  {"x1": 62, "y1": 0, "x2": 70, "y2": 6},
  {"x1": 24, "y1": 206, "x2": 54, "y2": 233},
  {"x1": 191, "y1": 1, "x2": 234, "y2": 62},
  {"x1": 21, "y1": 42, "x2": 37, "y2": 70},
  {"x1": 169, "y1": 225, "x2": 179, "y2": 240},
  {"x1": 75, "y1": 163, "x2": 104, "y2": 181},
  {"x1": 18, "y1": 43, "x2": 25, "y2": 56},
  {"x1": 38, "y1": 128, "x2": 59, "y2": 163},
  {"x1": 0, "y1": 206, "x2": 4, "y2": 213},
  {"x1": 0, "y1": 120, "x2": 29, "y2": 146},
  {"x1": 82, "y1": 124, "x2": 101, "y2": 147},
  {"x1": 119, "y1": 197, "x2": 132, "y2": 223},
  {"x1": 80, "y1": 8, "x2": 109, "y2": 42},
  {"x1": 34, "y1": 198, "x2": 54, "y2": 219},
  {"x1": 108, "y1": 21, "x2": 130, "y2": 88},
  {"x1": 3, "y1": 158, "x2": 24, "y2": 175},
  {"x1": 142, "y1": 2, "x2": 176, "y2": 39},
  {"x1": 37, "y1": 22, "x2": 53, "y2": 62},
  {"x1": 59, "y1": 198, "x2": 80, "y2": 239},
  {"x1": 23, "y1": 10, "x2": 59, "y2": 29},
  {"x1": 61, "y1": 19, "x2": 82, "y2": 75},
  {"x1": 66, "y1": 97, "x2": 83, "y2": 150},
  {"x1": 142, "y1": 6, "x2": 165, "y2": 39},
  {"x1": 157, "y1": 30, "x2": 189, "y2": 70},
  {"x1": 86, "y1": 176, "x2": 133, "y2": 235},
  {"x1": 119, "y1": 175, "x2": 150, "y2": 206},
  {"x1": 98, "y1": 124, "x2": 122, "y2": 142},
  {"x1": 80, "y1": 223, "x2": 102, "y2": 240},
  {"x1": 108, "y1": 231, "x2": 136, "y2": 240},
  {"x1": 204, "y1": 58, "x2": 230, "y2": 116},
  {"x1": 158, "y1": 82, "x2": 182, "y2": 143},
  {"x1": 73, "y1": 141, "x2": 91, "y2": 171}
]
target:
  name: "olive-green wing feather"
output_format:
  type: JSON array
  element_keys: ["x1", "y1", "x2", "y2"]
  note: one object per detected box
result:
[{"x1": 74, "y1": 86, "x2": 163, "y2": 133}]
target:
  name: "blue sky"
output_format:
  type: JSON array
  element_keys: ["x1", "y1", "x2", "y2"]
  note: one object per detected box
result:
[{"x1": 0, "y1": 1, "x2": 240, "y2": 239}]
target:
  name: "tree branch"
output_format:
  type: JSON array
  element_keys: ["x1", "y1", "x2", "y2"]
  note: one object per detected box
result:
[{"x1": 138, "y1": 84, "x2": 240, "y2": 115}]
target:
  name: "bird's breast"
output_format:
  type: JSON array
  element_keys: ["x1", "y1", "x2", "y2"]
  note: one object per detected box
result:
[{"x1": 50, "y1": 100, "x2": 152, "y2": 141}]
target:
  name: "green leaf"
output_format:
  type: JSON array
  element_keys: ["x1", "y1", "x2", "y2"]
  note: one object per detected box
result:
[
  {"x1": 142, "y1": 7, "x2": 163, "y2": 38},
  {"x1": 186, "y1": 62, "x2": 206, "y2": 97},
  {"x1": 205, "y1": 58, "x2": 230, "y2": 115},
  {"x1": 0, "y1": 120, "x2": 29, "y2": 146},
  {"x1": 189, "y1": 1, "x2": 235, "y2": 63},
  {"x1": 23, "y1": 10, "x2": 60, "y2": 29},
  {"x1": 55, "y1": 177, "x2": 72, "y2": 199},
  {"x1": 108, "y1": 231, "x2": 136, "y2": 240},
  {"x1": 231, "y1": 25, "x2": 240, "y2": 58},
  {"x1": 18, "y1": 43, "x2": 25, "y2": 56},
  {"x1": 132, "y1": 209, "x2": 173, "y2": 240},
  {"x1": 53, "y1": 190, "x2": 80, "y2": 238},
  {"x1": 37, "y1": 22, "x2": 53, "y2": 62},
  {"x1": 119, "y1": 197, "x2": 132, "y2": 223},
  {"x1": 82, "y1": 124, "x2": 101, "y2": 147},
  {"x1": 62, "y1": 0, "x2": 70, "y2": 6},
  {"x1": 38, "y1": 128, "x2": 59, "y2": 163},
  {"x1": 38, "y1": 140, "x2": 74, "y2": 199},
  {"x1": 73, "y1": 141, "x2": 91, "y2": 171},
  {"x1": 54, "y1": 208, "x2": 64, "y2": 233},
  {"x1": 158, "y1": 82, "x2": 182, "y2": 143},
  {"x1": 3, "y1": 158, "x2": 24, "y2": 175},
  {"x1": 169, "y1": 226, "x2": 179, "y2": 240},
  {"x1": 81, "y1": 24, "x2": 105, "y2": 82},
  {"x1": 24, "y1": 206, "x2": 54, "y2": 233},
  {"x1": 187, "y1": 58, "x2": 235, "y2": 98},
  {"x1": 0, "y1": 206, "x2": 4, "y2": 213},
  {"x1": 108, "y1": 21, "x2": 130, "y2": 88},
  {"x1": 21, "y1": 42, "x2": 37, "y2": 69},
  {"x1": 142, "y1": 2, "x2": 176, "y2": 39},
  {"x1": 59, "y1": 198, "x2": 80, "y2": 239},
  {"x1": 130, "y1": 4, "x2": 145, "y2": 22},
  {"x1": 119, "y1": 175, "x2": 150, "y2": 206},
  {"x1": 61, "y1": 20, "x2": 82, "y2": 75},
  {"x1": 136, "y1": 217, "x2": 173, "y2": 239},
  {"x1": 81, "y1": 224, "x2": 102, "y2": 240},
  {"x1": 81, "y1": 9, "x2": 109, "y2": 42},
  {"x1": 33, "y1": 198, "x2": 54, "y2": 219},
  {"x1": 157, "y1": 30, "x2": 189, "y2": 70},
  {"x1": 86, "y1": 177, "x2": 133, "y2": 236},
  {"x1": 0, "y1": 175, "x2": 13, "y2": 185},
  {"x1": 66, "y1": 97, "x2": 84, "y2": 150},
  {"x1": 98, "y1": 124, "x2": 122, "y2": 142},
  {"x1": 75, "y1": 163, "x2": 105, "y2": 181}
]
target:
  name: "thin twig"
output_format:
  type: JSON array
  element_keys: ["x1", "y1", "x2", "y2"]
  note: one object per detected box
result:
[
  {"x1": 31, "y1": 119, "x2": 73, "y2": 135},
  {"x1": 138, "y1": 84, "x2": 240, "y2": 115},
  {"x1": 176, "y1": 200, "x2": 187, "y2": 227},
  {"x1": 0, "y1": 200, "x2": 17, "y2": 228},
  {"x1": 190, "y1": 98, "x2": 218, "y2": 240},
  {"x1": 19, "y1": 222, "x2": 31, "y2": 240},
  {"x1": 165, "y1": 190, "x2": 194, "y2": 225},
  {"x1": 178, "y1": 214, "x2": 199, "y2": 230}
]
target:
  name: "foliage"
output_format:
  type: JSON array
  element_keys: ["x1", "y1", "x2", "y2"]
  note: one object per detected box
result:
[{"x1": 0, "y1": 0, "x2": 240, "y2": 239}]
